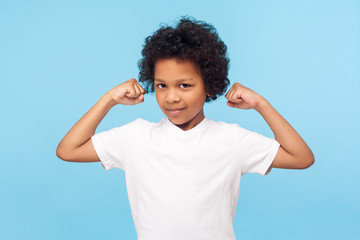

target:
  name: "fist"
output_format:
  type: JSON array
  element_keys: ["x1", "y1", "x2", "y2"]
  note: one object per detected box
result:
[
  {"x1": 108, "y1": 78, "x2": 146, "y2": 105},
  {"x1": 225, "y1": 82, "x2": 264, "y2": 110}
]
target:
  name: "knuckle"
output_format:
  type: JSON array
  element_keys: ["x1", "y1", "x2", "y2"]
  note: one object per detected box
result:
[{"x1": 128, "y1": 78, "x2": 136, "y2": 83}]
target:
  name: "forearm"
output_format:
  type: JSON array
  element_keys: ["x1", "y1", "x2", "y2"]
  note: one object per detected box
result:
[
  {"x1": 254, "y1": 98, "x2": 314, "y2": 161},
  {"x1": 57, "y1": 93, "x2": 115, "y2": 154}
]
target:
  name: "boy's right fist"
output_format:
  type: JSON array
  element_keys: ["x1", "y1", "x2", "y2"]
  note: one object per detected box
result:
[{"x1": 107, "y1": 78, "x2": 146, "y2": 105}]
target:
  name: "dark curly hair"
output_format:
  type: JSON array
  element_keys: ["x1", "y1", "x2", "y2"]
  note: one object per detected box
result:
[{"x1": 137, "y1": 16, "x2": 230, "y2": 102}]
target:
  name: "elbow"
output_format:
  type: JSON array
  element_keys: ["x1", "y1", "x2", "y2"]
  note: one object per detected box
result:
[
  {"x1": 299, "y1": 153, "x2": 315, "y2": 169},
  {"x1": 305, "y1": 157, "x2": 315, "y2": 169},
  {"x1": 56, "y1": 145, "x2": 71, "y2": 162},
  {"x1": 56, "y1": 147, "x2": 66, "y2": 161}
]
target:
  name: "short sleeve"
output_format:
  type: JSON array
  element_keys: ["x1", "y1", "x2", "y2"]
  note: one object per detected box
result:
[
  {"x1": 91, "y1": 119, "x2": 142, "y2": 171},
  {"x1": 237, "y1": 126, "x2": 280, "y2": 176}
]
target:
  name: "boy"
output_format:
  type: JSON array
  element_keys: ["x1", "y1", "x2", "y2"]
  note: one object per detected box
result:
[{"x1": 56, "y1": 16, "x2": 314, "y2": 240}]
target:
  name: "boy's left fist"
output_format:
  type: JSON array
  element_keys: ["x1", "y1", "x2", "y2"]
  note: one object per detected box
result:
[{"x1": 225, "y1": 82, "x2": 264, "y2": 110}]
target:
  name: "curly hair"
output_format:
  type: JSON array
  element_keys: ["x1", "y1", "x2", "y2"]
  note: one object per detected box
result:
[{"x1": 137, "y1": 16, "x2": 230, "y2": 102}]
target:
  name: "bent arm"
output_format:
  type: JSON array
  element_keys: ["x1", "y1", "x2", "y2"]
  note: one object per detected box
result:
[
  {"x1": 255, "y1": 99, "x2": 315, "y2": 169},
  {"x1": 56, "y1": 93, "x2": 116, "y2": 162}
]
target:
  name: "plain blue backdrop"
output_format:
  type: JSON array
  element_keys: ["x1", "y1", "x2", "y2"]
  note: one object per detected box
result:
[{"x1": 1, "y1": 0, "x2": 359, "y2": 239}]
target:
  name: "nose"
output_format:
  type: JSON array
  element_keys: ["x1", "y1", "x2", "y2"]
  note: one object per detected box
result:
[{"x1": 166, "y1": 88, "x2": 181, "y2": 104}]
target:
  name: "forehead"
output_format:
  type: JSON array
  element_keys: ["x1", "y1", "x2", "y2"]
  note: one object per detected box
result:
[{"x1": 154, "y1": 58, "x2": 202, "y2": 80}]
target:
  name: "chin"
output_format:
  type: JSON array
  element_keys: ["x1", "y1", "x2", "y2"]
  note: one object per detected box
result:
[{"x1": 168, "y1": 117, "x2": 186, "y2": 125}]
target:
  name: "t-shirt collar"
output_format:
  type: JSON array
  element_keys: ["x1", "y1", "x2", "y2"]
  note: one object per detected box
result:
[{"x1": 164, "y1": 117, "x2": 211, "y2": 137}]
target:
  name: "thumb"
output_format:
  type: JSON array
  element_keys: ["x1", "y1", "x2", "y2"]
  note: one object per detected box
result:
[
  {"x1": 227, "y1": 101, "x2": 236, "y2": 108},
  {"x1": 135, "y1": 94, "x2": 145, "y2": 103}
]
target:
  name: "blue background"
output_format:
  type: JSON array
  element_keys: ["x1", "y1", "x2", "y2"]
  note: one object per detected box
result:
[{"x1": 1, "y1": 0, "x2": 359, "y2": 239}]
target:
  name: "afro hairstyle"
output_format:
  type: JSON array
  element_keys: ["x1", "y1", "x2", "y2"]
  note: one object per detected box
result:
[{"x1": 137, "y1": 15, "x2": 230, "y2": 102}]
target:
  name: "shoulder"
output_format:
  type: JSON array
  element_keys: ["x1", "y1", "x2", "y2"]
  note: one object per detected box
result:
[
  {"x1": 119, "y1": 118, "x2": 157, "y2": 126},
  {"x1": 207, "y1": 119, "x2": 261, "y2": 140},
  {"x1": 99, "y1": 118, "x2": 157, "y2": 136},
  {"x1": 125, "y1": 118, "x2": 171, "y2": 133},
  {"x1": 206, "y1": 119, "x2": 243, "y2": 137},
  {"x1": 207, "y1": 119, "x2": 245, "y2": 132},
  {"x1": 134, "y1": 118, "x2": 165, "y2": 128},
  {"x1": 130, "y1": 118, "x2": 154, "y2": 126}
]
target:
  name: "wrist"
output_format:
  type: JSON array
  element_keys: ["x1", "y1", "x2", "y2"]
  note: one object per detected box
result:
[
  {"x1": 254, "y1": 97, "x2": 270, "y2": 113},
  {"x1": 101, "y1": 92, "x2": 117, "y2": 109}
]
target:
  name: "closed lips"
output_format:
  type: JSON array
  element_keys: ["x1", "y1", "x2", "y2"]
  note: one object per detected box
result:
[{"x1": 166, "y1": 108, "x2": 185, "y2": 111}]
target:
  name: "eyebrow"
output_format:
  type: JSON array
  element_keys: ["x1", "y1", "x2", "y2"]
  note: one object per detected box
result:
[{"x1": 154, "y1": 78, "x2": 194, "y2": 82}]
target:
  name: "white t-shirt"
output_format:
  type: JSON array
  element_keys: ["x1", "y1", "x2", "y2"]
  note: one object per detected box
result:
[{"x1": 91, "y1": 117, "x2": 280, "y2": 240}]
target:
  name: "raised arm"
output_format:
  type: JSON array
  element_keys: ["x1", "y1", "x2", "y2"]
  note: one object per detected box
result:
[
  {"x1": 56, "y1": 78, "x2": 145, "y2": 162},
  {"x1": 254, "y1": 99, "x2": 315, "y2": 169},
  {"x1": 225, "y1": 82, "x2": 315, "y2": 169}
]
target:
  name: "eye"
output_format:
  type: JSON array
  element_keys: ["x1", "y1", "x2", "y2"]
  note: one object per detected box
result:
[
  {"x1": 157, "y1": 83, "x2": 166, "y2": 89},
  {"x1": 180, "y1": 83, "x2": 190, "y2": 88}
]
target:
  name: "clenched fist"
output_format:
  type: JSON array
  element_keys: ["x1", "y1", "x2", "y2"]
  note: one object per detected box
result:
[
  {"x1": 225, "y1": 82, "x2": 265, "y2": 110},
  {"x1": 107, "y1": 78, "x2": 146, "y2": 105}
]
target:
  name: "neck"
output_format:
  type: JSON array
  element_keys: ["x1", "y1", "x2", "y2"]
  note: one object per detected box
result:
[{"x1": 175, "y1": 109, "x2": 205, "y2": 131}]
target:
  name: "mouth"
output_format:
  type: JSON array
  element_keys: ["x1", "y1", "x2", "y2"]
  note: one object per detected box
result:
[{"x1": 165, "y1": 108, "x2": 185, "y2": 116}]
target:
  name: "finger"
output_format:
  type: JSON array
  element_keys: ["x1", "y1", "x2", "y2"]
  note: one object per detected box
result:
[
  {"x1": 133, "y1": 83, "x2": 141, "y2": 97},
  {"x1": 225, "y1": 83, "x2": 235, "y2": 98},
  {"x1": 126, "y1": 79, "x2": 141, "y2": 96},
  {"x1": 227, "y1": 99, "x2": 245, "y2": 109},
  {"x1": 131, "y1": 93, "x2": 144, "y2": 105},
  {"x1": 225, "y1": 90, "x2": 230, "y2": 100},
  {"x1": 137, "y1": 94, "x2": 145, "y2": 102},
  {"x1": 125, "y1": 86, "x2": 137, "y2": 98},
  {"x1": 225, "y1": 86, "x2": 234, "y2": 100},
  {"x1": 137, "y1": 82, "x2": 146, "y2": 94},
  {"x1": 233, "y1": 91, "x2": 243, "y2": 103},
  {"x1": 233, "y1": 87, "x2": 246, "y2": 103},
  {"x1": 227, "y1": 101, "x2": 237, "y2": 108},
  {"x1": 236, "y1": 82, "x2": 244, "y2": 88},
  {"x1": 228, "y1": 87, "x2": 236, "y2": 102}
]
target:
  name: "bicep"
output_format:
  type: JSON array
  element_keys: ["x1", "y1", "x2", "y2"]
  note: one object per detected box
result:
[
  {"x1": 271, "y1": 145, "x2": 303, "y2": 169},
  {"x1": 59, "y1": 139, "x2": 100, "y2": 163}
]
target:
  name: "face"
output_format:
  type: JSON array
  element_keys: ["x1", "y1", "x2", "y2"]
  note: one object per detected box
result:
[{"x1": 154, "y1": 58, "x2": 207, "y2": 131}]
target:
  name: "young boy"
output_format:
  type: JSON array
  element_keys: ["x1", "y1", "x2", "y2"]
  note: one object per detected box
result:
[{"x1": 56, "y1": 16, "x2": 314, "y2": 240}]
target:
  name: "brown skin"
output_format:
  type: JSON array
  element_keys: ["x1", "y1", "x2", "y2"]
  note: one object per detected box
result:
[
  {"x1": 154, "y1": 58, "x2": 208, "y2": 131},
  {"x1": 154, "y1": 58, "x2": 315, "y2": 169},
  {"x1": 55, "y1": 78, "x2": 146, "y2": 162},
  {"x1": 56, "y1": 58, "x2": 314, "y2": 170},
  {"x1": 225, "y1": 82, "x2": 315, "y2": 169}
]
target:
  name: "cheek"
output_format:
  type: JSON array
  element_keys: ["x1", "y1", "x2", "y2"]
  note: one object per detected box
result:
[
  {"x1": 155, "y1": 91, "x2": 164, "y2": 105},
  {"x1": 192, "y1": 90, "x2": 207, "y2": 103},
  {"x1": 188, "y1": 95, "x2": 206, "y2": 108}
]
